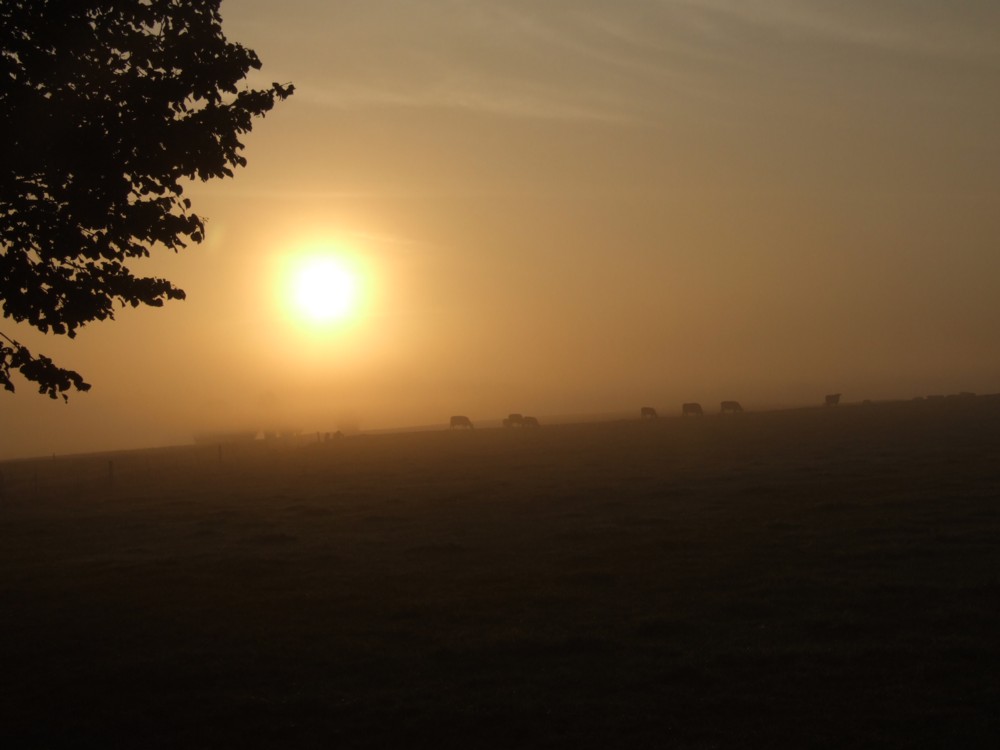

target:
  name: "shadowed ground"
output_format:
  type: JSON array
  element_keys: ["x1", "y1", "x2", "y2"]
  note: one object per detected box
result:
[{"x1": 2, "y1": 398, "x2": 999, "y2": 748}]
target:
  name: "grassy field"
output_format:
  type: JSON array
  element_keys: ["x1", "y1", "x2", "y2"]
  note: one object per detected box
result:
[{"x1": 2, "y1": 398, "x2": 999, "y2": 748}]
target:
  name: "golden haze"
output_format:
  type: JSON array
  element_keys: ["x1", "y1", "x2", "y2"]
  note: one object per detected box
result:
[{"x1": 3, "y1": 1, "x2": 1000, "y2": 458}]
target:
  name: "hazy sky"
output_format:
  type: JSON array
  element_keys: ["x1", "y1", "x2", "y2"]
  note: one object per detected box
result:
[{"x1": 4, "y1": 0, "x2": 1000, "y2": 458}]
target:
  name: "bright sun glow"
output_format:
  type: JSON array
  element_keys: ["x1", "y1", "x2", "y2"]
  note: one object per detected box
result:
[
  {"x1": 288, "y1": 254, "x2": 360, "y2": 325},
  {"x1": 293, "y1": 258, "x2": 355, "y2": 321}
]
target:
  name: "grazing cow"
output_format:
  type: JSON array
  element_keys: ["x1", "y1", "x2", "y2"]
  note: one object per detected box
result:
[
  {"x1": 824, "y1": 393, "x2": 841, "y2": 407},
  {"x1": 449, "y1": 415, "x2": 474, "y2": 429},
  {"x1": 720, "y1": 400, "x2": 743, "y2": 414},
  {"x1": 682, "y1": 402, "x2": 703, "y2": 417},
  {"x1": 522, "y1": 416, "x2": 540, "y2": 428},
  {"x1": 503, "y1": 413, "x2": 524, "y2": 428},
  {"x1": 640, "y1": 406, "x2": 658, "y2": 419}
]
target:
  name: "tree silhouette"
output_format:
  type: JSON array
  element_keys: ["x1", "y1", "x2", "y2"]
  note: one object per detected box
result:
[{"x1": 0, "y1": 0, "x2": 293, "y2": 400}]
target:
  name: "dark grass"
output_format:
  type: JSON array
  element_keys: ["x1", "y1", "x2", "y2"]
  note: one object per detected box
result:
[{"x1": 2, "y1": 398, "x2": 999, "y2": 747}]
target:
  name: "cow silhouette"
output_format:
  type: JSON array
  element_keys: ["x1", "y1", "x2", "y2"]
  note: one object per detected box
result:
[
  {"x1": 449, "y1": 415, "x2": 474, "y2": 429},
  {"x1": 720, "y1": 400, "x2": 743, "y2": 414},
  {"x1": 640, "y1": 406, "x2": 658, "y2": 419},
  {"x1": 503, "y1": 413, "x2": 524, "y2": 428},
  {"x1": 682, "y1": 402, "x2": 703, "y2": 417},
  {"x1": 824, "y1": 394, "x2": 841, "y2": 407}
]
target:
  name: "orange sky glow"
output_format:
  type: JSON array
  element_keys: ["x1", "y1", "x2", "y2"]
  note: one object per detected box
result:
[{"x1": 3, "y1": 0, "x2": 1000, "y2": 458}]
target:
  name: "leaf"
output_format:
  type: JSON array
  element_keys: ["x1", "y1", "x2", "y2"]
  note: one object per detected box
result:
[{"x1": 0, "y1": 0, "x2": 292, "y2": 399}]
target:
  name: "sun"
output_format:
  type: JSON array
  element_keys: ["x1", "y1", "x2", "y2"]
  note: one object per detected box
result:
[
  {"x1": 268, "y1": 238, "x2": 374, "y2": 338},
  {"x1": 286, "y1": 252, "x2": 361, "y2": 326},
  {"x1": 292, "y1": 256, "x2": 356, "y2": 322}
]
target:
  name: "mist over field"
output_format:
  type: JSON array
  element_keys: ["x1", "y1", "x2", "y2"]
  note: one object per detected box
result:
[{"x1": 4, "y1": 398, "x2": 1000, "y2": 747}]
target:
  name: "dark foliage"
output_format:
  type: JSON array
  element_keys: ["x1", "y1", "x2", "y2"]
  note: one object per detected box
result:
[{"x1": 0, "y1": 0, "x2": 292, "y2": 400}]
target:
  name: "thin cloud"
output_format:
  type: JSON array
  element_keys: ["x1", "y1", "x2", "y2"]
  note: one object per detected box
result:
[
  {"x1": 242, "y1": 0, "x2": 1000, "y2": 130},
  {"x1": 296, "y1": 79, "x2": 637, "y2": 124},
  {"x1": 253, "y1": 0, "x2": 653, "y2": 123},
  {"x1": 667, "y1": 0, "x2": 1000, "y2": 62}
]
